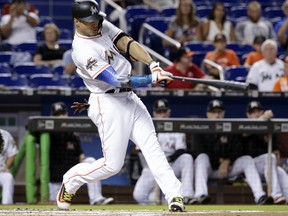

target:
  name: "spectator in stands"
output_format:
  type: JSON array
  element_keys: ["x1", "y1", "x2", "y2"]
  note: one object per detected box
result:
[
  {"x1": 193, "y1": 99, "x2": 274, "y2": 205},
  {"x1": 163, "y1": 0, "x2": 202, "y2": 60},
  {"x1": 49, "y1": 102, "x2": 114, "y2": 205},
  {"x1": 275, "y1": 0, "x2": 288, "y2": 50},
  {"x1": 33, "y1": 23, "x2": 67, "y2": 68},
  {"x1": 273, "y1": 55, "x2": 288, "y2": 92},
  {"x1": 235, "y1": 1, "x2": 276, "y2": 45},
  {"x1": 164, "y1": 46, "x2": 210, "y2": 90},
  {"x1": 133, "y1": 99, "x2": 196, "y2": 205},
  {"x1": 0, "y1": 129, "x2": 18, "y2": 204},
  {"x1": 62, "y1": 49, "x2": 76, "y2": 76},
  {"x1": 0, "y1": 0, "x2": 39, "y2": 45},
  {"x1": 246, "y1": 39, "x2": 284, "y2": 92},
  {"x1": 244, "y1": 35, "x2": 265, "y2": 67},
  {"x1": 203, "y1": 33, "x2": 240, "y2": 79},
  {"x1": 202, "y1": 2, "x2": 235, "y2": 42},
  {"x1": 242, "y1": 101, "x2": 288, "y2": 204},
  {"x1": 1, "y1": 0, "x2": 38, "y2": 15},
  {"x1": 143, "y1": 0, "x2": 177, "y2": 13}
]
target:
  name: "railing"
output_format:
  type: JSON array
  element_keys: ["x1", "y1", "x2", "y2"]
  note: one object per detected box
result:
[
  {"x1": 138, "y1": 23, "x2": 181, "y2": 75},
  {"x1": 203, "y1": 59, "x2": 224, "y2": 81},
  {"x1": 100, "y1": 0, "x2": 127, "y2": 31}
]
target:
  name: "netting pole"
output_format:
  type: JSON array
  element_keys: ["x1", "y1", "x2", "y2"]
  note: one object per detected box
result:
[
  {"x1": 10, "y1": 131, "x2": 28, "y2": 177},
  {"x1": 25, "y1": 132, "x2": 37, "y2": 204},
  {"x1": 40, "y1": 132, "x2": 50, "y2": 202}
]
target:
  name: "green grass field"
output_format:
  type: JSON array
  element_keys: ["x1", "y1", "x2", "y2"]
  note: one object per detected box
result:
[{"x1": 0, "y1": 204, "x2": 288, "y2": 211}]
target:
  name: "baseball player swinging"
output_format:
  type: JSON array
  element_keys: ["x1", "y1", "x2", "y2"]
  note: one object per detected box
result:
[{"x1": 57, "y1": 0, "x2": 184, "y2": 212}]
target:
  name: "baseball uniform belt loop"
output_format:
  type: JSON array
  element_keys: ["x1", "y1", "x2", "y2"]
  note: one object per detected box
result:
[{"x1": 105, "y1": 88, "x2": 132, "y2": 93}]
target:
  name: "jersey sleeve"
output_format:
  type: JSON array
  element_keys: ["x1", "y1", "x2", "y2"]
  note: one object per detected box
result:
[
  {"x1": 4, "y1": 131, "x2": 18, "y2": 157},
  {"x1": 246, "y1": 63, "x2": 259, "y2": 86},
  {"x1": 103, "y1": 20, "x2": 123, "y2": 42}
]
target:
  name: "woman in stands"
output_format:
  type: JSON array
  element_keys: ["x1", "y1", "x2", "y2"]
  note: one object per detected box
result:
[
  {"x1": 33, "y1": 23, "x2": 67, "y2": 68},
  {"x1": 202, "y1": 2, "x2": 236, "y2": 42},
  {"x1": 163, "y1": 0, "x2": 202, "y2": 60}
]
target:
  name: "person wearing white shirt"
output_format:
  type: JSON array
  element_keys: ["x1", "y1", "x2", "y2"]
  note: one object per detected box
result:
[
  {"x1": 0, "y1": 0, "x2": 39, "y2": 45},
  {"x1": 246, "y1": 39, "x2": 284, "y2": 92}
]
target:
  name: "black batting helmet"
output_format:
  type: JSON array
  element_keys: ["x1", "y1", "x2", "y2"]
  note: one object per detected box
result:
[
  {"x1": 51, "y1": 102, "x2": 68, "y2": 116},
  {"x1": 72, "y1": 0, "x2": 106, "y2": 22}
]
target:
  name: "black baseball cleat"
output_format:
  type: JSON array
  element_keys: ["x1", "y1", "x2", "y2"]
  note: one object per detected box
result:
[
  {"x1": 57, "y1": 184, "x2": 75, "y2": 209},
  {"x1": 169, "y1": 197, "x2": 185, "y2": 212},
  {"x1": 198, "y1": 195, "x2": 211, "y2": 204},
  {"x1": 257, "y1": 195, "x2": 274, "y2": 205}
]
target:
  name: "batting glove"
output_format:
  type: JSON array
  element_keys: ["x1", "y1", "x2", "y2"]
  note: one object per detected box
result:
[{"x1": 149, "y1": 61, "x2": 173, "y2": 86}]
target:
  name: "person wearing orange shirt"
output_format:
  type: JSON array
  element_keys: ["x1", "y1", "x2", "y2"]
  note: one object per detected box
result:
[
  {"x1": 244, "y1": 35, "x2": 265, "y2": 67},
  {"x1": 203, "y1": 33, "x2": 240, "y2": 79},
  {"x1": 273, "y1": 55, "x2": 288, "y2": 92}
]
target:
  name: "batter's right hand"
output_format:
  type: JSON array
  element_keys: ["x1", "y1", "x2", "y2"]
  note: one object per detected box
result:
[{"x1": 149, "y1": 61, "x2": 173, "y2": 86}]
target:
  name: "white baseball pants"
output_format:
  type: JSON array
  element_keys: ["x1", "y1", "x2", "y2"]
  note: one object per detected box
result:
[
  {"x1": 62, "y1": 92, "x2": 182, "y2": 203},
  {"x1": 133, "y1": 153, "x2": 194, "y2": 204},
  {"x1": 194, "y1": 153, "x2": 266, "y2": 203},
  {"x1": 0, "y1": 172, "x2": 14, "y2": 204},
  {"x1": 254, "y1": 153, "x2": 285, "y2": 199},
  {"x1": 50, "y1": 157, "x2": 105, "y2": 204}
]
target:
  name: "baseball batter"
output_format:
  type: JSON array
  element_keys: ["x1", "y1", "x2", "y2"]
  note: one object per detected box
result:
[
  {"x1": 0, "y1": 129, "x2": 18, "y2": 204},
  {"x1": 57, "y1": 0, "x2": 184, "y2": 212},
  {"x1": 133, "y1": 99, "x2": 195, "y2": 205}
]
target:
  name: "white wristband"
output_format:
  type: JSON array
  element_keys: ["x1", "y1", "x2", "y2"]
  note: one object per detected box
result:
[{"x1": 149, "y1": 61, "x2": 159, "y2": 71}]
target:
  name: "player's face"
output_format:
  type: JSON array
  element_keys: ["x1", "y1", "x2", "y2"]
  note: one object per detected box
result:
[
  {"x1": 206, "y1": 109, "x2": 225, "y2": 119},
  {"x1": 246, "y1": 109, "x2": 263, "y2": 119},
  {"x1": 76, "y1": 19, "x2": 101, "y2": 36},
  {"x1": 153, "y1": 110, "x2": 171, "y2": 118}
]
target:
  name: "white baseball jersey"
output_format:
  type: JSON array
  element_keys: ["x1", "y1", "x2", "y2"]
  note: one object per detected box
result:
[
  {"x1": 246, "y1": 59, "x2": 284, "y2": 92},
  {"x1": 158, "y1": 133, "x2": 186, "y2": 156},
  {"x1": 0, "y1": 129, "x2": 17, "y2": 204},
  {"x1": 0, "y1": 129, "x2": 17, "y2": 170},
  {"x1": 72, "y1": 20, "x2": 132, "y2": 93}
]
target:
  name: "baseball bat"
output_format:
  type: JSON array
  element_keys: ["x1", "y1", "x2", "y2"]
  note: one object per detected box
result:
[{"x1": 171, "y1": 75, "x2": 249, "y2": 90}]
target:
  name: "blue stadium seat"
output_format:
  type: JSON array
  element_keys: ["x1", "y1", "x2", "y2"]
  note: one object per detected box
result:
[
  {"x1": 264, "y1": 7, "x2": 284, "y2": 19},
  {"x1": 225, "y1": 66, "x2": 249, "y2": 82},
  {"x1": 142, "y1": 17, "x2": 171, "y2": 56},
  {"x1": 125, "y1": 5, "x2": 158, "y2": 39},
  {"x1": 53, "y1": 65, "x2": 65, "y2": 75},
  {"x1": 58, "y1": 40, "x2": 72, "y2": 50},
  {"x1": 13, "y1": 63, "x2": 51, "y2": 77},
  {"x1": 70, "y1": 76, "x2": 87, "y2": 89},
  {"x1": 0, "y1": 73, "x2": 28, "y2": 89},
  {"x1": 161, "y1": 6, "x2": 176, "y2": 17},
  {"x1": 0, "y1": 63, "x2": 12, "y2": 74},
  {"x1": 39, "y1": 16, "x2": 53, "y2": 27},
  {"x1": 0, "y1": 52, "x2": 14, "y2": 63},
  {"x1": 15, "y1": 42, "x2": 38, "y2": 55},
  {"x1": 60, "y1": 28, "x2": 72, "y2": 40},
  {"x1": 29, "y1": 74, "x2": 69, "y2": 88},
  {"x1": 226, "y1": 43, "x2": 254, "y2": 56},
  {"x1": 230, "y1": 6, "x2": 247, "y2": 19},
  {"x1": 196, "y1": 6, "x2": 212, "y2": 18},
  {"x1": 184, "y1": 41, "x2": 214, "y2": 52},
  {"x1": 192, "y1": 52, "x2": 206, "y2": 67}
]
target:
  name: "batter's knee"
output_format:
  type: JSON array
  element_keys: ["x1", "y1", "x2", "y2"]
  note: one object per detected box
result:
[{"x1": 104, "y1": 161, "x2": 124, "y2": 176}]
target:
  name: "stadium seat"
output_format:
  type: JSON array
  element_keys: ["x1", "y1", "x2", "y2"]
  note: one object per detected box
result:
[
  {"x1": 0, "y1": 63, "x2": 12, "y2": 74},
  {"x1": 0, "y1": 51, "x2": 14, "y2": 63},
  {"x1": 125, "y1": 5, "x2": 158, "y2": 40},
  {"x1": 39, "y1": 16, "x2": 53, "y2": 27},
  {"x1": 161, "y1": 6, "x2": 176, "y2": 17},
  {"x1": 229, "y1": 6, "x2": 247, "y2": 19},
  {"x1": 192, "y1": 52, "x2": 206, "y2": 67},
  {"x1": 0, "y1": 73, "x2": 28, "y2": 89},
  {"x1": 225, "y1": 66, "x2": 249, "y2": 82},
  {"x1": 29, "y1": 74, "x2": 69, "y2": 88},
  {"x1": 196, "y1": 6, "x2": 212, "y2": 18},
  {"x1": 226, "y1": 43, "x2": 254, "y2": 56},
  {"x1": 53, "y1": 65, "x2": 65, "y2": 75},
  {"x1": 70, "y1": 76, "x2": 87, "y2": 89},
  {"x1": 13, "y1": 62, "x2": 51, "y2": 77},
  {"x1": 142, "y1": 17, "x2": 171, "y2": 56},
  {"x1": 184, "y1": 41, "x2": 214, "y2": 52},
  {"x1": 58, "y1": 40, "x2": 72, "y2": 50},
  {"x1": 264, "y1": 7, "x2": 284, "y2": 19},
  {"x1": 59, "y1": 28, "x2": 72, "y2": 40},
  {"x1": 15, "y1": 42, "x2": 38, "y2": 55}
]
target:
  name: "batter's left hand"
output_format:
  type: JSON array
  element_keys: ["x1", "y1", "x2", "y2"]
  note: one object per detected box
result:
[{"x1": 149, "y1": 61, "x2": 173, "y2": 86}]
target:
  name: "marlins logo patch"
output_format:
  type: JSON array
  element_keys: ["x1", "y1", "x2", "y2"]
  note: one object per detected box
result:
[{"x1": 86, "y1": 57, "x2": 97, "y2": 71}]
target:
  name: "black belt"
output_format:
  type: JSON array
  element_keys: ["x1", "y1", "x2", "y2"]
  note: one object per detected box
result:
[{"x1": 105, "y1": 88, "x2": 132, "y2": 94}]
